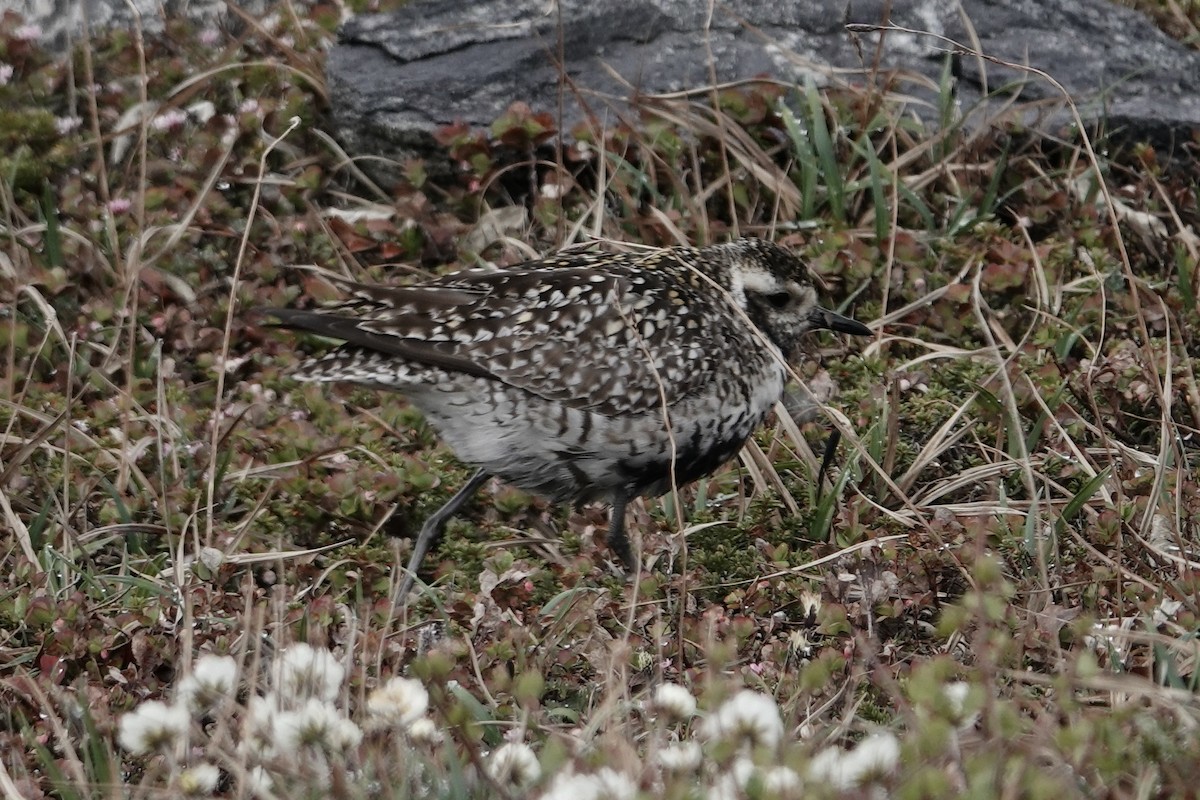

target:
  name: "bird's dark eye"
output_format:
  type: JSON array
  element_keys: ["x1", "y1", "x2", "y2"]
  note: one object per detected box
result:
[{"x1": 766, "y1": 291, "x2": 792, "y2": 309}]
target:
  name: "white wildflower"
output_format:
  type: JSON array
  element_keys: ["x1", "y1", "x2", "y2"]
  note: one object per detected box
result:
[
  {"x1": 709, "y1": 758, "x2": 755, "y2": 800},
  {"x1": 331, "y1": 715, "x2": 364, "y2": 751},
  {"x1": 943, "y1": 682, "x2": 969, "y2": 712},
  {"x1": 593, "y1": 767, "x2": 637, "y2": 799},
  {"x1": 186, "y1": 99, "x2": 215, "y2": 124},
  {"x1": 540, "y1": 770, "x2": 599, "y2": 800},
  {"x1": 0, "y1": 64, "x2": 12, "y2": 86},
  {"x1": 151, "y1": 108, "x2": 188, "y2": 132},
  {"x1": 656, "y1": 741, "x2": 702, "y2": 772},
  {"x1": 798, "y1": 589, "x2": 822, "y2": 619},
  {"x1": 698, "y1": 690, "x2": 784, "y2": 750},
  {"x1": 177, "y1": 654, "x2": 238, "y2": 715},
  {"x1": 407, "y1": 716, "x2": 444, "y2": 744},
  {"x1": 273, "y1": 643, "x2": 344, "y2": 703},
  {"x1": 487, "y1": 742, "x2": 540, "y2": 789},
  {"x1": 55, "y1": 116, "x2": 82, "y2": 135},
  {"x1": 275, "y1": 697, "x2": 353, "y2": 753},
  {"x1": 942, "y1": 682, "x2": 978, "y2": 728},
  {"x1": 652, "y1": 683, "x2": 697, "y2": 720},
  {"x1": 366, "y1": 676, "x2": 429, "y2": 730},
  {"x1": 709, "y1": 773, "x2": 738, "y2": 800},
  {"x1": 179, "y1": 763, "x2": 220, "y2": 795},
  {"x1": 788, "y1": 630, "x2": 813, "y2": 657},
  {"x1": 241, "y1": 695, "x2": 279, "y2": 759},
  {"x1": 118, "y1": 700, "x2": 190, "y2": 755},
  {"x1": 244, "y1": 765, "x2": 273, "y2": 798},
  {"x1": 762, "y1": 765, "x2": 803, "y2": 796},
  {"x1": 806, "y1": 747, "x2": 848, "y2": 790},
  {"x1": 14, "y1": 24, "x2": 41, "y2": 41},
  {"x1": 807, "y1": 732, "x2": 900, "y2": 790},
  {"x1": 540, "y1": 767, "x2": 637, "y2": 800}
]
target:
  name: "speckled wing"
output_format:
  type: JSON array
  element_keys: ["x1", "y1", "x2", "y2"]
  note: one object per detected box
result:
[{"x1": 267, "y1": 250, "x2": 760, "y2": 417}]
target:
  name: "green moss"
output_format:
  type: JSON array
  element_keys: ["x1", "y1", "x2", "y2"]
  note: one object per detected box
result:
[{"x1": 0, "y1": 107, "x2": 64, "y2": 192}]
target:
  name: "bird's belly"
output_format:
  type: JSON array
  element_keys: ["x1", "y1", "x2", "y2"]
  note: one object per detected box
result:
[{"x1": 408, "y1": 365, "x2": 786, "y2": 505}]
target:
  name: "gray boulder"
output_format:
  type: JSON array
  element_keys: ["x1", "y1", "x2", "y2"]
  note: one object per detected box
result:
[{"x1": 327, "y1": 0, "x2": 1200, "y2": 183}]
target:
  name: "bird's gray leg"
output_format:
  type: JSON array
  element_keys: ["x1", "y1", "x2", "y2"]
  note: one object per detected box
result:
[
  {"x1": 606, "y1": 495, "x2": 636, "y2": 570},
  {"x1": 397, "y1": 468, "x2": 491, "y2": 602}
]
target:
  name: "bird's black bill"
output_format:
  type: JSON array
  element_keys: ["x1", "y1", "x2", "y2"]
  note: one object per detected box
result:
[{"x1": 811, "y1": 307, "x2": 872, "y2": 336}]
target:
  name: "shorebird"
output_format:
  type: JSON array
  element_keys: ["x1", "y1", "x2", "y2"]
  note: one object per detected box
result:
[{"x1": 265, "y1": 238, "x2": 872, "y2": 598}]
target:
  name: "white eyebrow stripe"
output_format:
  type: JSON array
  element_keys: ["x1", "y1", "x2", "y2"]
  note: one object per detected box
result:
[{"x1": 738, "y1": 270, "x2": 782, "y2": 295}]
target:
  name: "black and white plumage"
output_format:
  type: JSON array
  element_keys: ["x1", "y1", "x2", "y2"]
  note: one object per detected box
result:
[{"x1": 265, "y1": 238, "x2": 872, "y2": 597}]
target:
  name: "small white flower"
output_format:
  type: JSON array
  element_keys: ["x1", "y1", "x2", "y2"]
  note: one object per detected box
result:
[
  {"x1": 275, "y1": 697, "x2": 351, "y2": 753},
  {"x1": 942, "y1": 682, "x2": 978, "y2": 727},
  {"x1": 708, "y1": 773, "x2": 738, "y2": 800},
  {"x1": 656, "y1": 741, "x2": 702, "y2": 772},
  {"x1": 593, "y1": 767, "x2": 637, "y2": 800},
  {"x1": 177, "y1": 654, "x2": 238, "y2": 715},
  {"x1": 366, "y1": 676, "x2": 429, "y2": 730},
  {"x1": 709, "y1": 758, "x2": 755, "y2": 800},
  {"x1": 179, "y1": 763, "x2": 220, "y2": 795},
  {"x1": 407, "y1": 716, "x2": 444, "y2": 744},
  {"x1": 330, "y1": 716, "x2": 363, "y2": 751},
  {"x1": 151, "y1": 108, "x2": 188, "y2": 132},
  {"x1": 788, "y1": 630, "x2": 813, "y2": 657},
  {"x1": 806, "y1": 747, "x2": 849, "y2": 790},
  {"x1": 807, "y1": 732, "x2": 899, "y2": 790},
  {"x1": 943, "y1": 682, "x2": 969, "y2": 711},
  {"x1": 244, "y1": 765, "x2": 273, "y2": 798},
  {"x1": 273, "y1": 643, "x2": 344, "y2": 703},
  {"x1": 540, "y1": 768, "x2": 637, "y2": 800},
  {"x1": 698, "y1": 690, "x2": 785, "y2": 750},
  {"x1": 798, "y1": 589, "x2": 822, "y2": 619},
  {"x1": 118, "y1": 700, "x2": 190, "y2": 755},
  {"x1": 0, "y1": 64, "x2": 12, "y2": 86},
  {"x1": 652, "y1": 683, "x2": 697, "y2": 720},
  {"x1": 762, "y1": 765, "x2": 803, "y2": 796},
  {"x1": 55, "y1": 116, "x2": 82, "y2": 135},
  {"x1": 240, "y1": 695, "x2": 279, "y2": 759},
  {"x1": 847, "y1": 732, "x2": 899, "y2": 780},
  {"x1": 539, "y1": 770, "x2": 598, "y2": 800},
  {"x1": 487, "y1": 742, "x2": 540, "y2": 789},
  {"x1": 14, "y1": 24, "x2": 41, "y2": 41}
]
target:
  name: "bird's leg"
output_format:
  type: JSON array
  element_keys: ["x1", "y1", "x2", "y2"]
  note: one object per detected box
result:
[
  {"x1": 606, "y1": 495, "x2": 636, "y2": 571},
  {"x1": 397, "y1": 468, "x2": 491, "y2": 602}
]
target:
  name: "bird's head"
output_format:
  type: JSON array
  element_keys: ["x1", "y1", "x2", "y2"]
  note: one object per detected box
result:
[{"x1": 716, "y1": 238, "x2": 872, "y2": 354}]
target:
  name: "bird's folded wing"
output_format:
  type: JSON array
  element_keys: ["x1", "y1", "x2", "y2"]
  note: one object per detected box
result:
[{"x1": 264, "y1": 262, "x2": 755, "y2": 417}]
